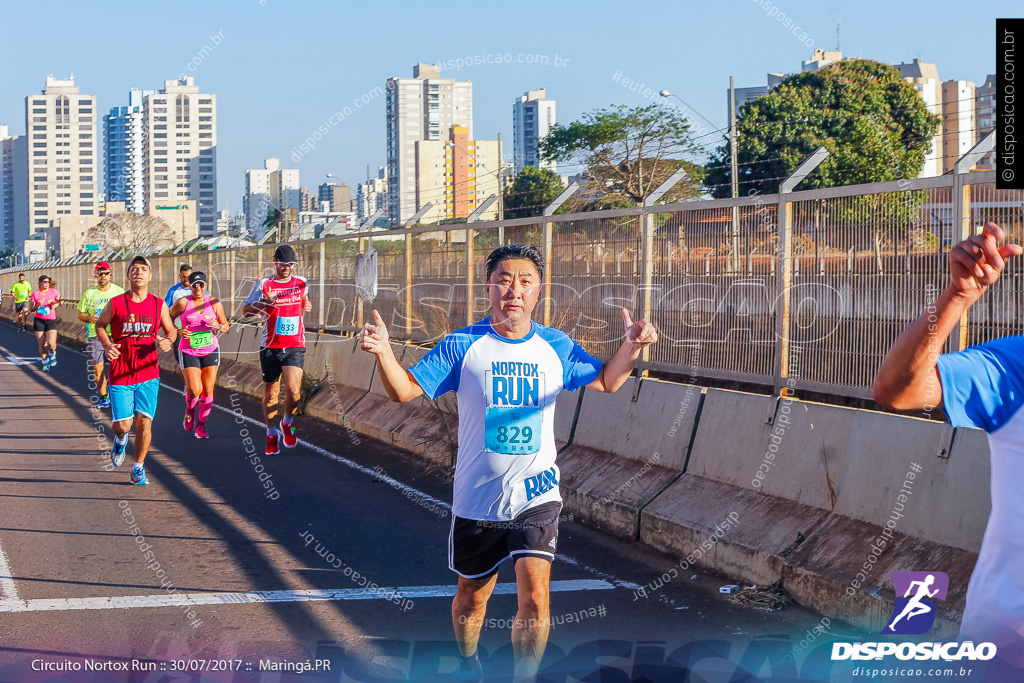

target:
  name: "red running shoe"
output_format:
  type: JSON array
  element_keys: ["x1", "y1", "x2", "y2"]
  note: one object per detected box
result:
[
  {"x1": 265, "y1": 433, "x2": 280, "y2": 455},
  {"x1": 281, "y1": 420, "x2": 297, "y2": 448}
]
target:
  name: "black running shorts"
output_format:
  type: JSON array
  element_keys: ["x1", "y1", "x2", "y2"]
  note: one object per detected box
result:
[
  {"x1": 259, "y1": 346, "x2": 305, "y2": 383},
  {"x1": 449, "y1": 501, "x2": 561, "y2": 579}
]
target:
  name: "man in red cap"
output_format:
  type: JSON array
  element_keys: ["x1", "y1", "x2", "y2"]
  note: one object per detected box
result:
[{"x1": 78, "y1": 262, "x2": 125, "y2": 407}]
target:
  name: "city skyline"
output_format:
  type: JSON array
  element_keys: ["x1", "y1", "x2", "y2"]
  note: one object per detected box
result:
[{"x1": 0, "y1": 0, "x2": 1014, "y2": 219}]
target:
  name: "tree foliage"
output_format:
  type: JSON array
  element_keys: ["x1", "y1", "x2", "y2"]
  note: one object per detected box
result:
[
  {"x1": 89, "y1": 213, "x2": 176, "y2": 253},
  {"x1": 540, "y1": 104, "x2": 704, "y2": 207},
  {"x1": 504, "y1": 166, "x2": 566, "y2": 219},
  {"x1": 704, "y1": 59, "x2": 941, "y2": 198}
]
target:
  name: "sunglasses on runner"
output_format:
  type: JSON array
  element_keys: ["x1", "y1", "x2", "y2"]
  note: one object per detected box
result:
[{"x1": 190, "y1": 282, "x2": 206, "y2": 289}]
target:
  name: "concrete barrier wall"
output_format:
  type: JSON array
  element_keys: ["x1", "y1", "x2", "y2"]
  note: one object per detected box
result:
[{"x1": 558, "y1": 378, "x2": 703, "y2": 539}]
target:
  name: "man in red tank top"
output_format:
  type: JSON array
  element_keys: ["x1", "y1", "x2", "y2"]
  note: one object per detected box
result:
[
  {"x1": 243, "y1": 244, "x2": 312, "y2": 455},
  {"x1": 95, "y1": 255, "x2": 177, "y2": 485}
]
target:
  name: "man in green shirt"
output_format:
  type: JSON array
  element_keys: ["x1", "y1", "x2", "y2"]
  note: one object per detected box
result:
[
  {"x1": 10, "y1": 273, "x2": 32, "y2": 332},
  {"x1": 77, "y1": 262, "x2": 125, "y2": 408}
]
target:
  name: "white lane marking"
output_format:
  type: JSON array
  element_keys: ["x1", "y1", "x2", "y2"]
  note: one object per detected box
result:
[
  {"x1": 0, "y1": 579, "x2": 615, "y2": 613},
  {"x1": 0, "y1": 539, "x2": 20, "y2": 601},
  {"x1": 45, "y1": 341, "x2": 639, "y2": 592},
  {"x1": 3, "y1": 355, "x2": 38, "y2": 365}
]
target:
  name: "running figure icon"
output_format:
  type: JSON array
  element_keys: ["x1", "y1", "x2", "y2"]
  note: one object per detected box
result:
[{"x1": 888, "y1": 574, "x2": 940, "y2": 632}]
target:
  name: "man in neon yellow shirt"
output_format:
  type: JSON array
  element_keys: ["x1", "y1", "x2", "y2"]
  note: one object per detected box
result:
[
  {"x1": 10, "y1": 273, "x2": 32, "y2": 332},
  {"x1": 77, "y1": 262, "x2": 125, "y2": 408}
]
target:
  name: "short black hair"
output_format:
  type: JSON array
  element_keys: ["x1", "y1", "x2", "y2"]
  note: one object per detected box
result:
[
  {"x1": 18, "y1": 272, "x2": 24, "y2": 277},
  {"x1": 38, "y1": 274, "x2": 50, "y2": 283},
  {"x1": 179, "y1": 263, "x2": 192, "y2": 272},
  {"x1": 484, "y1": 245, "x2": 544, "y2": 282}
]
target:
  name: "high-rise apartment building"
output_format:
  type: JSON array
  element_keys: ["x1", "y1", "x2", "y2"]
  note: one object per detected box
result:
[
  {"x1": 318, "y1": 181, "x2": 352, "y2": 214},
  {"x1": 941, "y1": 80, "x2": 976, "y2": 174},
  {"x1": 244, "y1": 158, "x2": 299, "y2": 238},
  {"x1": 513, "y1": 88, "x2": 556, "y2": 176},
  {"x1": 975, "y1": 75, "x2": 996, "y2": 170},
  {"x1": 415, "y1": 125, "x2": 500, "y2": 224},
  {"x1": 300, "y1": 186, "x2": 319, "y2": 212},
  {"x1": 142, "y1": 77, "x2": 216, "y2": 238},
  {"x1": 386, "y1": 63, "x2": 473, "y2": 225},
  {"x1": 1, "y1": 125, "x2": 27, "y2": 249},
  {"x1": 104, "y1": 88, "x2": 153, "y2": 215},
  {"x1": 357, "y1": 166, "x2": 389, "y2": 222},
  {"x1": 894, "y1": 59, "x2": 944, "y2": 178},
  {"x1": 24, "y1": 75, "x2": 102, "y2": 257}
]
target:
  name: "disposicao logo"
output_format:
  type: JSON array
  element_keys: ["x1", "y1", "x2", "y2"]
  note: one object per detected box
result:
[
  {"x1": 882, "y1": 571, "x2": 948, "y2": 635},
  {"x1": 831, "y1": 570, "x2": 997, "y2": 663}
]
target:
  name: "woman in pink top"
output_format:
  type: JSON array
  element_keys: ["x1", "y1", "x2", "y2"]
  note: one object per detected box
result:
[
  {"x1": 30, "y1": 274, "x2": 61, "y2": 371},
  {"x1": 168, "y1": 271, "x2": 229, "y2": 439}
]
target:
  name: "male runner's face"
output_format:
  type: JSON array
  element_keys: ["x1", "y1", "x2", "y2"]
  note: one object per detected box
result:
[
  {"x1": 180, "y1": 269, "x2": 192, "y2": 285},
  {"x1": 486, "y1": 258, "x2": 541, "y2": 325},
  {"x1": 19, "y1": 275, "x2": 24, "y2": 282},
  {"x1": 96, "y1": 270, "x2": 111, "y2": 286},
  {"x1": 275, "y1": 260, "x2": 295, "y2": 279},
  {"x1": 128, "y1": 264, "x2": 152, "y2": 288}
]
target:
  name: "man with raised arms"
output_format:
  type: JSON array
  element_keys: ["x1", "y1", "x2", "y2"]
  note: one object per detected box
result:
[
  {"x1": 874, "y1": 221, "x2": 1024, "y2": 670},
  {"x1": 360, "y1": 244, "x2": 658, "y2": 681}
]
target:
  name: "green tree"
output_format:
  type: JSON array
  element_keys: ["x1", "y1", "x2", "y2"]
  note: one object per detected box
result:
[
  {"x1": 504, "y1": 166, "x2": 566, "y2": 219},
  {"x1": 704, "y1": 59, "x2": 941, "y2": 197},
  {"x1": 540, "y1": 104, "x2": 704, "y2": 208}
]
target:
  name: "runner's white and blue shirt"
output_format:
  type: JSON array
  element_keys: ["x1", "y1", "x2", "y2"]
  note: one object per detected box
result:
[
  {"x1": 409, "y1": 318, "x2": 602, "y2": 522},
  {"x1": 937, "y1": 336, "x2": 1024, "y2": 648}
]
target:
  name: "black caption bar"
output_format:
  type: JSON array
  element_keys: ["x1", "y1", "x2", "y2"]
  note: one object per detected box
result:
[{"x1": 997, "y1": 18, "x2": 1023, "y2": 189}]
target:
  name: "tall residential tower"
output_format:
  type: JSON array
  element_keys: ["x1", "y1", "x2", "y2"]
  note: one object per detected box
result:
[
  {"x1": 385, "y1": 63, "x2": 472, "y2": 225},
  {"x1": 513, "y1": 88, "x2": 556, "y2": 176},
  {"x1": 143, "y1": 77, "x2": 217, "y2": 237}
]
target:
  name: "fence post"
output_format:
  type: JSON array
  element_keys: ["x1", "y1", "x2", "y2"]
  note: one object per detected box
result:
[
  {"x1": 541, "y1": 182, "x2": 583, "y2": 328},
  {"x1": 229, "y1": 248, "x2": 236, "y2": 318},
  {"x1": 405, "y1": 231, "x2": 413, "y2": 335},
  {"x1": 773, "y1": 147, "x2": 828, "y2": 398},
  {"x1": 318, "y1": 241, "x2": 326, "y2": 331},
  {"x1": 641, "y1": 168, "x2": 689, "y2": 369},
  {"x1": 950, "y1": 131, "x2": 996, "y2": 351},
  {"x1": 356, "y1": 237, "x2": 365, "y2": 329},
  {"x1": 466, "y1": 226, "x2": 475, "y2": 327}
]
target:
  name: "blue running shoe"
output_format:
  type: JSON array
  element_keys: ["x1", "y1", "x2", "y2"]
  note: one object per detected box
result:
[
  {"x1": 98, "y1": 396, "x2": 110, "y2": 408},
  {"x1": 111, "y1": 435, "x2": 128, "y2": 467},
  {"x1": 456, "y1": 653, "x2": 483, "y2": 681},
  {"x1": 41, "y1": 358, "x2": 50, "y2": 372},
  {"x1": 130, "y1": 464, "x2": 148, "y2": 485},
  {"x1": 49, "y1": 351, "x2": 57, "y2": 368}
]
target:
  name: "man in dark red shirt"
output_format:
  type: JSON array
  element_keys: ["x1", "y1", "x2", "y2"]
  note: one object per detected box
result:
[
  {"x1": 96, "y1": 255, "x2": 177, "y2": 485},
  {"x1": 243, "y1": 244, "x2": 312, "y2": 455}
]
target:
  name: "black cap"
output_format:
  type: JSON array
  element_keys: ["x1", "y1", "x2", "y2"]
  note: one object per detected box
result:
[
  {"x1": 188, "y1": 271, "x2": 208, "y2": 285},
  {"x1": 273, "y1": 244, "x2": 297, "y2": 264}
]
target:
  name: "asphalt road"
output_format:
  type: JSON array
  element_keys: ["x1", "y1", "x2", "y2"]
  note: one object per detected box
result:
[{"x1": 0, "y1": 321, "x2": 938, "y2": 683}]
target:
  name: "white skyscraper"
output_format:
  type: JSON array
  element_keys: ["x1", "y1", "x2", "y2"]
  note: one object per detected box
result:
[
  {"x1": 104, "y1": 88, "x2": 153, "y2": 215},
  {"x1": 357, "y1": 166, "x2": 389, "y2": 222},
  {"x1": 386, "y1": 63, "x2": 473, "y2": 225},
  {"x1": 244, "y1": 158, "x2": 299, "y2": 238},
  {"x1": 513, "y1": 88, "x2": 557, "y2": 176},
  {"x1": 1, "y1": 125, "x2": 25, "y2": 249},
  {"x1": 25, "y1": 75, "x2": 101, "y2": 257},
  {"x1": 143, "y1": 77, "x2": 217, "y2": 237}
]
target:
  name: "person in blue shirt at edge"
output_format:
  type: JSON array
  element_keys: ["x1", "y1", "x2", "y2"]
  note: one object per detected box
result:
[
  {"x1": 165, "y1": 263, "x2": 194, "y2": 424},
  {"x1": 873, "y1": 221, "x2": 1024, "y2": 675},
  {"x1": 359, "y1": 244, "x2": 658, "y2": 682}
]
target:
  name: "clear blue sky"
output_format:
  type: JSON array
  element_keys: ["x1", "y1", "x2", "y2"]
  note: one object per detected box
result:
[{"x1": 0, "y1": 0, "x2": 1015, "y2": 213}]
